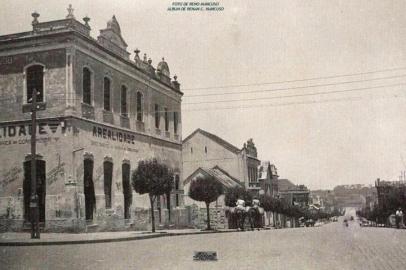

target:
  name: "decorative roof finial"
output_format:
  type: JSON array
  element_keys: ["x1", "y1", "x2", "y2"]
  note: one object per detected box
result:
[
  {"x1": 83, "y1": 16, "x2": 90, "y2": 27},
  {"x1": 134, "y1": 49, "x2": 140, "y2": 60},
  {"x1": 66, "y1": 4, "x2": 75, "y2": 19},
  {"x1": 148, "y1": 58, "x2": 152, "y2": 65},
  {"x1": 143, "y1": 53, "x2": 148, "y2": 63},
  {"x1": 31, "y1": 11, "x2": 40, "y2": 25},
  {"x1": 173, "y1": 75, "x2": 178, "y2": 81}
]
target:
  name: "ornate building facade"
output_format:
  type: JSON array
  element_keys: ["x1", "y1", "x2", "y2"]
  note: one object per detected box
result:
[{"x1": 0, "y1": 7, "x2": 184, "y2": 231}]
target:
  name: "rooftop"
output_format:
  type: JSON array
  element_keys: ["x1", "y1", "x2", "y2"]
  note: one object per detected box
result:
[
  {"x1": 0, "y1": 5, "x2": 181, "y2": 93},
  {"x1": 183, "y1": 128, "x2": 242, "y2": 154}
]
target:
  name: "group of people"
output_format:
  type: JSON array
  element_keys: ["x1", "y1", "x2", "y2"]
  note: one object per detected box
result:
[{"x1": 235, "y1": 197, "x2": 261, "y2": 211}]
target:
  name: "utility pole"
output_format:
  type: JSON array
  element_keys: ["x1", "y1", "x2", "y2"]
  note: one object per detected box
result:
[
  {"x1": 23, "y1": 88, "x2": 45, "y2": 239},
  {"x1": 30, "y1": 88, "x2": 40, "y2": 239}
]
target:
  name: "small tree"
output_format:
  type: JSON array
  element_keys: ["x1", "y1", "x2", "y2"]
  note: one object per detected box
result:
[
  {"x1": 131, "y1": 159, "x2": 174, "y2": 232},
  {"x1": 189, "y1": 176, "x2": 224, "y2": 230}
]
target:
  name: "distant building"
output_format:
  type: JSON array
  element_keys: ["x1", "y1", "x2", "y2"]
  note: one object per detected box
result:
[
  {"x1": 278, "y1": 179, "x2": 309, "y2": 207},
  {"x1": 182, "y1": 129, "x2": 263, "y2": 195},
  {"x1": 333, "y1": 184, "x2": 375, "y2": 209},
  {"x1": 257, "y1": 161, "x2": 279, "y2": 197},
  {"x1": 0, "y1": 7, "x2": 183, "y2": 231},
  {"x1": 375, "y1": 178, "x2": 406, "y2": 210}
]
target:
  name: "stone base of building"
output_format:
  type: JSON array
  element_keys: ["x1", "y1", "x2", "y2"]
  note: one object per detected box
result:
[{"x1": 0, "y1": 207, "x2": 194, "y2": 233}]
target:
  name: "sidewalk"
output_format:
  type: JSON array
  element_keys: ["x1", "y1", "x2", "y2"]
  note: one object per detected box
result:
[{"x1": 0, "y1": 228, "x2": 238, "y2": 246}]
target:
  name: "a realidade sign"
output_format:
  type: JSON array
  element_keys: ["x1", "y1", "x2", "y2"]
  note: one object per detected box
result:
[{"x1": 92, "y1": 125, "x2": 136, "y2": 145}]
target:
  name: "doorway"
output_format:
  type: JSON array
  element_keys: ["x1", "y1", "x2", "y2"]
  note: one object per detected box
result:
[
  {"x1": 23, "y1": 159, "x2": 46, "y2": 223},
  {"x1": 122, "y1": 163, "x2": 132, "y2": 219},
  {"x1": 84, "y1": 158, "x2": 96, "y2": 220}
]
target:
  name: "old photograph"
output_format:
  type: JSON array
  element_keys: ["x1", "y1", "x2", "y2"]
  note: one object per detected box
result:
[{"x1": 0, "y1": 0, "x2": 406, "y2": 269}]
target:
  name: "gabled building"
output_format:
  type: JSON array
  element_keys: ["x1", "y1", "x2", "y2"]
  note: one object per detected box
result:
[
  {"x1": 183, "y1": 165, "x2": 243, "y2": 208},
  {"x1": 182, "y1": 128, "x2": 261, "y2": 193}
]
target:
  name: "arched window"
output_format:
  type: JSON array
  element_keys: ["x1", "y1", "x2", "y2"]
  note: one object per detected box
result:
[
  {"x1": 121, "y1": 85, "x2": 128, "y2": 117},
  {"x1": 82, "y1": 67, "x2": 92, "y2": 105},
  {"x1": 103, "y1": 77, "x2": 111, "y2": 111},
  {"x1": 136, "y1": 92, "x2": 143, "y2": 122},
  {"x1": 164, "y1": 107, "x2": 169, "y2": 132},
  {"x1": 154, "y1": 104, "x2": 160, "y2": 129},
  {"x1": 26, "y1": 65, "x2": 44, "y2": 103},
  {"x1": 173, "y1": 112, "x2": 178, "y2": 134}
]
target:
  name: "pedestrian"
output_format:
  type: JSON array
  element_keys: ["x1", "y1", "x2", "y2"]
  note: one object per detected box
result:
[
  {"x1": 395, "y1": 208, "x2": 402, "y2": 229},
  {"x1": 399, "y1": 208, "x2": 404, "y2": 229}
]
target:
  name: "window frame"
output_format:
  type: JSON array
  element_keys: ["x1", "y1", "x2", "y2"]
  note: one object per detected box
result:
[
  {"x1": 82, "y1": 66, "x2": 93, "y2": 105},
  {"x1": 103, "y1": 76, "x2": 112, "y2": 111},
  {"x1": 154, "y1": 104, "x2": 160, "y2": 129},
  {"x1": 136, "y1": 91, "x2": 144, "y2": 122},
  {"x1": 120, "y1": 84, "x2": 128, "y2": 117},
  {"x1": 24, "y1": 63, "x2": 46, "y2": 104},
  {"x1": 173, "y1": 111, "x2": 178, "y2": 134},
  {"x1": 164, "y1": 107, "x2": 169, "y2": 132}
]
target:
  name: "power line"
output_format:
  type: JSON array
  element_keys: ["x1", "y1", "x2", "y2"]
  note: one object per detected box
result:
[
  {"x1": 184, "y1": 73, "x2": 406, "y2": 98},
  {"x1": 183, "y1": 94, "x2": 405, "y2": 112},
  {"x1": 183, "y1": 82, "x2": 406, "y2": 105},
  {"x1": 1, "y1": 83, "x2": 403, "y2": 114},
  {"x1": 182, "y1": 66, "x2": 406, "y2": 91}
]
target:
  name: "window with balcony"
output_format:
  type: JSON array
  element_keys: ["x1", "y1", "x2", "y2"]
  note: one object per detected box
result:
[
  {"x1": 103, "y1": 77, "x2": 111, "y2": 111},
  {"x1": 136, "y1": 91, "x2": 143, "y2": 122},
  {"x1": 155, "y1": 104, "x2": 160, "y2": 129},
  {"x1": 82, "y1": 67, "x2": 92, "y2": 105},
  {"x1": 173, "y1": 112, "x2": 178, "y2": 134},
  {"x1": 121, "y1": 85, "x2": 128, "y2": 117},
  {"x1": 164, "y1": 107, "x2": 169, "y2": 132},
  {"x1": 26, "y1": 65, "x2": 44, "y2": 103}
]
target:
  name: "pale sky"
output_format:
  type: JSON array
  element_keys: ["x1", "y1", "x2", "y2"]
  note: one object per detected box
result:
[{"x1": 1, "y1": 0, "x2": 406, "y2": 189}]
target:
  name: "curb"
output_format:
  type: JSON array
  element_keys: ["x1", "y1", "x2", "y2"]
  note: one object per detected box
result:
[{"x1": 0, "y1": 229, "x2": 239, "y2": 247}]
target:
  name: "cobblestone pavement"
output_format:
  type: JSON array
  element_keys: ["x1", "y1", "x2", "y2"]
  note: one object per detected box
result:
[{"x1": 1, "y1": 219, "x2": 406, "y2": 270}]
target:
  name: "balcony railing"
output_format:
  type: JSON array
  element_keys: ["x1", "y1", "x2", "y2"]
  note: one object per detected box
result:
[
  {"x1": 103, "y1": 110, "x2": 114, "y2": 124},
  {"x1": 136, "y1": 121, "x2": 145, "y2": 132},
  {"x1": 81, "y1": 103, "x2": 95, "y2": 120},
  {"x1": 120, "y1": 115, "x2": 130, "y2": 129}
]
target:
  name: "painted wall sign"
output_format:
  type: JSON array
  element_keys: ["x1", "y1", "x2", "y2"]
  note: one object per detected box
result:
[
  {"x1": 0, "y1": 122, "x2": 60, "y2": 138},
  {"x1": 92, "y1": 125, "x2": 136, "y2": 145},
  {"x1": 90, "y1": 140, "x2": 139, "y2": 153}
]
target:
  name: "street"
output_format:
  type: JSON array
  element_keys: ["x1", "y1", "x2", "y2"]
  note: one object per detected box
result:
[{"x1": 1, "y1": 216, "x2": 406, "y2": 270}]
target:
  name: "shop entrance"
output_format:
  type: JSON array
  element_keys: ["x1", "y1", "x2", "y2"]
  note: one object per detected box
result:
[{"x1": 23, "y1": 159, "x2": 46, "y2": 223}]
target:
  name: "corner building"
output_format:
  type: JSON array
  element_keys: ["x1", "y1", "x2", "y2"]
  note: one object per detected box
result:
[{"x1": 0, "y1": 8, "x2": 184, "y2": 231}]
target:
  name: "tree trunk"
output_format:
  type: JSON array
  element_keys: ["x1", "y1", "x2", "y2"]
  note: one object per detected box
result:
[
  {"x1": 273, "y1": 211, "x2": 276, "y2": 228},
  {"x1": 166, "y1": 192, "x2": 171, "y2": 222},
  {"x1": 206, "y1": 202, "x2": 211, "y2": 230},
  {"x1": 149, "y1": 194, "x2": 156, "y2": 233}
]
